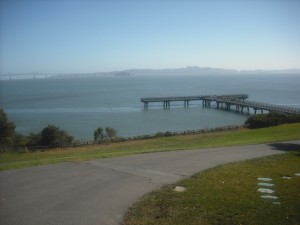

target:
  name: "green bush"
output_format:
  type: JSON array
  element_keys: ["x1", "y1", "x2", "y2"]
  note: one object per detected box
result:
[
  {"x1": 156, "y1": 132, "x2": 166, "y2": 137},
  {"x1": 0, "y1": 109, "x2": 16, "y2": 148},
  {"x1": 245, "y1": 112, "x2": 300, "y2": 129},
  {"x1": 105, "y1": 127, "x2": 117, "y2": 139},
  {"x1": 39, "y1": 125, "x2": 74, "y2": 146},
  {"x1": 164, "y1": 131, "x2": 173, "y2": 136},
  {"x1": 94, "y1": 126, "x2": 118, "y2": 141},
  {"x1": 94, "y1": 127, "x2": 104, "y2": 141}
]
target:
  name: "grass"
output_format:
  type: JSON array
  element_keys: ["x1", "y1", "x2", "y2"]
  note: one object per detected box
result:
[
  {"x1": 1, "y1": 123, "x2": 300, "y2": 171},
  {"x1": 123, "y1": 152, "x2": 300, "y2": 225}
]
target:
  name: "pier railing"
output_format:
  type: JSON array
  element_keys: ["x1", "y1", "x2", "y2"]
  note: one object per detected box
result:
[{"x1": 140, "y1": 94, "x2": 248, "y2": 103}]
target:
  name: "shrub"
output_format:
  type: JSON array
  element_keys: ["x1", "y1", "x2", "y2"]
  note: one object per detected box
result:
[
  {"x1": 94, "y1": 126, "x2": 118, "y2": 140},
  {"x1": 27, "y1": 133, "x2": 41, "y2": 147},
  {"x1": 94, "y1": 127, "x2": 104, "y2": 141},
  {"x1": 39, "y1": 125, "x2": 74, "y2": 146},
  {"x1": 0, "y1": 109, "x2": 16, "y2": 147},
  {"x1": 156, "y1": 132, "x2": 166, "y2": 137},
  {"x1": 105, "y1": 127, "x2": 117, "y2": 139},
  {"x1": 164, "y1": 131, "x2": 173, "y2": 136},
  {"x1": 245, "y1": 112, "x2": 300, "y2": 129},
  {"x1": 0, "y1": 109, "x2": 75, "y2": 151}
]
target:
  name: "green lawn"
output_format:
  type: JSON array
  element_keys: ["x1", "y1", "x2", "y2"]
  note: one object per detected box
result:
[
  {"x1": 1, "y1": 123, "x2": 300, "y2": 171},
  {"x1": 124, "y1": 152, "x2": 300, "y2": 225}
]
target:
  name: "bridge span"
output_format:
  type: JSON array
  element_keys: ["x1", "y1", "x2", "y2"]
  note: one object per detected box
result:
[{"x1": 140, "y1": 94, "x2": 300, "y2": 115}]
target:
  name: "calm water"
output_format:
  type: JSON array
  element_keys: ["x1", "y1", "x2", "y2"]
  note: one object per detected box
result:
[{"x1": 1, "y1": 75, "x2": 300, "y2": 140}]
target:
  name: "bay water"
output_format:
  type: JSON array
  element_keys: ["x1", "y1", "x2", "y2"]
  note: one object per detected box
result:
[{"x1": 1, "y1": 75, "x2": 299, "y2": 140}]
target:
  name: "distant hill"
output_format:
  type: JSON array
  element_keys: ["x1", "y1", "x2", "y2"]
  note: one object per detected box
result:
[
  {"x1": 1, "y1": 67, "x2": 300, "y2": 80},
  {"x1": 124, "y1": 66, "x2": 238, "y2": 76},
  {"x1": 122, "y1": 67, "x2": 300, "y2": 76},
  {"x1": 114, "y1": 71, "x2": 131, "y2": 76}
]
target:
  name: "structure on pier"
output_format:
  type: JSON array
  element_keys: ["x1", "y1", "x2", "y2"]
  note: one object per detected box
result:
[{"x1": 140, "y1": 94, "x2": 300, "y2": 115}]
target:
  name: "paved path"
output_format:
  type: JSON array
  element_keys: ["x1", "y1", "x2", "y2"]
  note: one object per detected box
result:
[{"x1": 1, "y1": 141, "x2": 298, "y2": 225}]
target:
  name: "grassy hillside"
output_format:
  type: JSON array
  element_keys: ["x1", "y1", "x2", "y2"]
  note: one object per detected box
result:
[
  {"x1": 124, "y1": 153, "x2": 300, "y2": 225},
  {"x1": 0, "y1": 123, "x2": 300, "y2": 171}
]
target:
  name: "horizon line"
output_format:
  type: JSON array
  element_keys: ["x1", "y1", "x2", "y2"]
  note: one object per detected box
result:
[{"x1": 1, "y1": 66, "x2": 300, "y2": 76}]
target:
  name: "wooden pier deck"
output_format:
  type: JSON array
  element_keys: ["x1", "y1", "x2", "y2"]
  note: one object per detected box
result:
[
  {"x1": 203, "y1": 95, "x2": 300, "y2": 115},
  {"x1": 141, "y1": 96, "x2": 203, "y2": 107},
  {"x1": 140, "y1": 94, "x2": 300, "y2": 115},
  {"x1": 140, "y1": 94, "x2": 248, "y2": 108}
]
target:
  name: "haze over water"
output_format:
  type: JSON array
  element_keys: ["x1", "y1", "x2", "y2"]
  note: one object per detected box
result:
[{"x1": 1, "y1": 74, "x2": 300, "y2": 140}]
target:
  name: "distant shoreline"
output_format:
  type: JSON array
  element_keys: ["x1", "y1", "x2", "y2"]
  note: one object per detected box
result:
[{"x1": 1, "y1": 66, "x2": 300, "y2": 80}]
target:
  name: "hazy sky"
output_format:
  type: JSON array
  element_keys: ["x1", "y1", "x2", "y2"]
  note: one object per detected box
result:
[{"x1": 1, "y1": 0, "x2": 300, "y2": 74}]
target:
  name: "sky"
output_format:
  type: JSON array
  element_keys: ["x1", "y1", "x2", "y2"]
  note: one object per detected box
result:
[{"x1": 0, "y1": 0, "x2": 300, "y2": 74}]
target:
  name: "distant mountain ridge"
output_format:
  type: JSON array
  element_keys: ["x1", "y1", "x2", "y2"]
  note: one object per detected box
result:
[
  {"x1": 122, "y1": 66, "x2": 300, "y2": 76},
  {"x1": 123, "y1": 67, "x2": 238, "y2": 76},
  {"x1": 2, "y1": 67, "x2": 300, "y2": 79}
]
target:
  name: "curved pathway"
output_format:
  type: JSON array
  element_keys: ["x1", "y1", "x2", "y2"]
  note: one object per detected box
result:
[{"x1": 1, "y1": 141, "x2": 299, "y2": 225}]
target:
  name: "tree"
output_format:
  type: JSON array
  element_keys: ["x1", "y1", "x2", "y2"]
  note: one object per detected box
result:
[
  {"x1": 105, "y1": 127, "x2": 117, "y2": 139},
  {"x1": 39, "y1": 125, "x2": 74, "y2": 146},
  {"x1": 94, "y1": 127, "x2": 104, "y2": 141},
  {"x1": 0, "y1": 109, "x2": 16, "y2": 147}
]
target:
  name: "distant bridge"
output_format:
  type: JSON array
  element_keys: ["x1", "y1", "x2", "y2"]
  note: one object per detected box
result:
[
  {"x1": 0, "y1": 74, "x2": 54, "y2": 80},
  {"x1": 140, "y1": 94, "x2": 300, "y2": 115}
]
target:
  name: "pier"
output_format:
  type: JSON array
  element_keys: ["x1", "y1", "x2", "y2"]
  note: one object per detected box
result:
[
  {"x1": 141, "y1": 95, "x2": 248, "y2": 108},
  {"x1": 140, "y1": 94, "x2": 300, "y2": 115},
  {"x1": 141, "y1": 96, "x2": 207, "y2": 108}
]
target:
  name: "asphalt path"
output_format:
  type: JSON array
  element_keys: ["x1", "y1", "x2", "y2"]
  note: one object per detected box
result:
[{"x1": 1, "y1": 141, "x2": 298, "y2": 225}]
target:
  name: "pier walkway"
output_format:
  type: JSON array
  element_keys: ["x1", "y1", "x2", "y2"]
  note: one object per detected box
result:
[
  {"x1": 140, "y1": 94, "x2": 300, "y2": 115},
  {"x1": 141, "y1": 94, "x2": 248, "y2": 108}
]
